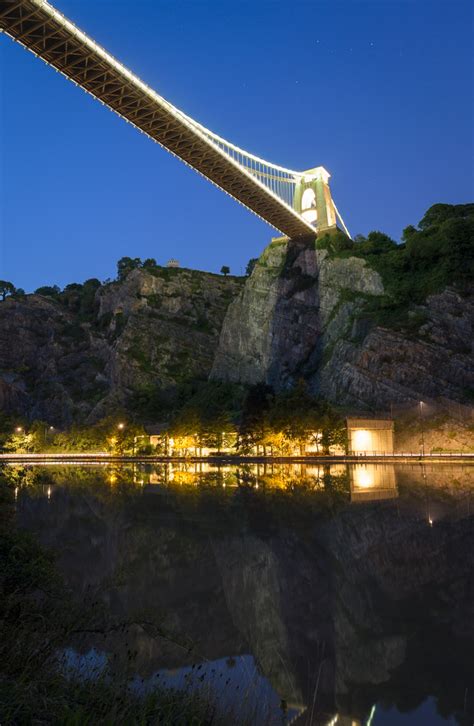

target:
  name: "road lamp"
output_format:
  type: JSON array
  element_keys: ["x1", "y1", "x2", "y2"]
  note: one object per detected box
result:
[
  {"x1": 117, "y1": 422, "x2": 125, "y2": 430},
  {"x1": 419, "y1": 401, "x2": 425, "y2": 457},
  {"x1": 44, "y1": 425, "x2": 55, "y2": 445}
]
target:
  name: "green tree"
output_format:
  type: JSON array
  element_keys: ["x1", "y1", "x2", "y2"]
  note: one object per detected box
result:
[
  {"x1": 0, "y1": 281, "x2": 16, "y2": 301},
  {"x1": 418, "y1": 202, "x2": 474, "y2": 231},
  {"x1": 34, "y1": 285, "x2": 60, "y2": 297},
  {"x1": 79, "y1": 278, "x2": 101, "y2": 320},
  {"x1": 245, "y1": 258, "x2": 258, "y2": 276},
  {"x1": 331, "y1": 230, "x2": 354, "y2": 253},
  {"x1": 117, "y1": 257, "x2": 142, "y2": 281},
  {"x1": 220, "y1": 265, "x2": 230, "y2": 276},
  {"x1": 239, "y1": 383, "x2": 274, "y2": 454},
  {"x1": 142, "y1": 258, "x2": 157, "y2": 269},
  {"x1": 269, "y1": 380, "x2": 322, "y2": 455},
  {"x1": 318, "y1": 403, "x2": 346, "y2": 454}
]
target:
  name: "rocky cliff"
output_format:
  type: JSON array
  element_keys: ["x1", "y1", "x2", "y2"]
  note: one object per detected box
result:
[
  {"x1": 0, "y1": 266, "x2": 243, "y2": 426},
  {"x1": 211, "y1": 236, "x2": 473, "y2": 411},
  {"x1": 1, "y1": 214, "x2": 473, "y2": 424}
]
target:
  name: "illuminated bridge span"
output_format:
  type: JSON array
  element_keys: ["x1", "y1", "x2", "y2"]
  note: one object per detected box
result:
[{"x1": 0, "y1": 0, "x2": 351, "y2": 239}]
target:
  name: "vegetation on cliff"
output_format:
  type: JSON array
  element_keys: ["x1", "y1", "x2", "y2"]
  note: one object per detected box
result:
[{"x1": 317, "y1": 203, "x2": 474, "y2": 329}]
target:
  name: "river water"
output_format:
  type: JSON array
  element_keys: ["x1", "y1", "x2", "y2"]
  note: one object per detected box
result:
[{"x1": 7, "y1": 462, "x2": 474, "y2": 725}]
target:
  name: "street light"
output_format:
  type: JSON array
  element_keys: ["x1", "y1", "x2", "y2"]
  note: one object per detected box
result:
[
  {"x1": 117, "y1": 422, "x2": 125, "y2": 430},
  {"x1": 44, "y1": 425, "x2": 55, "y2": 441},
  {"x1": 419, "y1": 401, "x2": 425, "y2": 457},
  {"x1": 15, "y1": 426, "x2": 23, "y2": 433}
]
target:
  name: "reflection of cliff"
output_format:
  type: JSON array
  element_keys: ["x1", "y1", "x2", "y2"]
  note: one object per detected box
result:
[{"x1": 16, "y1": 465, "x2": 474, "y2": 724}]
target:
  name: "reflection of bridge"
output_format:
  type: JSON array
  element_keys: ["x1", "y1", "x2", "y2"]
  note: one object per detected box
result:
[{"x1": 0, "y1": 0, "x2": 350, "y2": 239}]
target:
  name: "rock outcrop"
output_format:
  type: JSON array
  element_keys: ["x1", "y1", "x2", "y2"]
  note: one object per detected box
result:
[
  {"x1": 211, "y1": 237, "x2": 473, "y2": 411},
  {"x1": 211, "y1": 237, "x2": 322, "y2": 387},
  {"x1": 1, "y1": 236, "x2": 472, "y2": 424},
  {"x1": 318, "y1": 286, "x2": 473, "y2": 410},
  {"x1": 0, "y1": 267, "x2": 243, "y2": 425}
]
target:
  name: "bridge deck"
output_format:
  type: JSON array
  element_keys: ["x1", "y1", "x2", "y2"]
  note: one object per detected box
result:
[{"x1": 0, "y1": 0, "x2": 316, "y2": 239}]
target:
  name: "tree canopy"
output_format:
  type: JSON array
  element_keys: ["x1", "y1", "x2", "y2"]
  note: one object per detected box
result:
[
  {"x1": 0, "y1": 281, "x2": 16, "y2": 301},
  {"x1": 246, "y1": 258, "x2": 258, "y2": 276},
  {"x1": 317, "y1": 202, "x2": 474, "y2": 329}
]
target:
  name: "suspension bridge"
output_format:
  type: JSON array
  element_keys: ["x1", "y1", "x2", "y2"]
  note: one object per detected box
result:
[{"x1": 0, "y1": 0, "x2": 351, "y2": 240}]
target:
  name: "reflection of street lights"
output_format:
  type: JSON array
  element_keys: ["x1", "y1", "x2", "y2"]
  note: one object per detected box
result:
[
  {"x1": 419, "y1": 401, "x2": 425, "y2": 457},
  {"x1": 422, "y1": 462, "x2": 432, "y2": 525}
]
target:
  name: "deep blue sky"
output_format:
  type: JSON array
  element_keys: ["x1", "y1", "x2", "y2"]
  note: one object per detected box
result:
[{"x1": 1, "y1": 0, "x2": 472, "y2": 291}]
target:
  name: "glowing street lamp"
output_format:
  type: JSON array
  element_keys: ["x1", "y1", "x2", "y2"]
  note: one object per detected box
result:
[
  {"x1": 117, "y1": 422, "x2": 125, "y2": 430},
  {"x1": 15, "y1": 426, "x2": 23, "y2": 433},
  {"x1": 419, "y1": 401, "x2": 425, "y2": 457}
]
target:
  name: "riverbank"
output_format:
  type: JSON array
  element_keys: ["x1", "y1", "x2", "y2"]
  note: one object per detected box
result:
[{"x1": 1, "y1": 453, "x2": 474, "y2": 464}]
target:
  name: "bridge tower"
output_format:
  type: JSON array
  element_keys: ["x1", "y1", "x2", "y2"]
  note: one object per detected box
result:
[{"x1": 293, "y1": 167, "x2": 337, "y2": 234}]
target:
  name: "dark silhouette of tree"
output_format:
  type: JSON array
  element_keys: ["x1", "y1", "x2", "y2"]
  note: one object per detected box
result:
[
  {"x1": 117, "y1": 257, "x2": 142, "y2": 281},
  {"x1": 34, "y1": 285, "x2": 60, "y2": 297},
  {"x1": 0, "y1": 281, "x2": 16, "y2": 301},
  {"x1": 220, "y1": 265, "x2": 230, "y2": 276},
  {"x1": 245, "y1": 258, "x2": 258, "y2": 276}
]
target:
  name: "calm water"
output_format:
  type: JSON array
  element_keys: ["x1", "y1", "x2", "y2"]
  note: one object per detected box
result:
[{"x1": 6, "y1": 462, "x2": 474, "y2": 725}]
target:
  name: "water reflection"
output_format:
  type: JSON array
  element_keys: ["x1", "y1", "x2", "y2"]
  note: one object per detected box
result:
[
  {"x1": 5, "y1": 462, "x2": 474, "y2": 724},
  {"x1": 350, "y1": 464, "x2": 397, "y2": 502}
]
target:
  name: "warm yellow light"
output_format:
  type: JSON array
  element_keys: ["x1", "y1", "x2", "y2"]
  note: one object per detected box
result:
[
  {"x1": 15, "y1": 427, "x2": 23, "y2": 433},
  {"x1": 117, "y1": 422, "x2": 125, "y2": 430},
  {"x1": 353, "y1": 466, "x2": 374, "y2": 488},
  {"x1": 352, "y1": 429, "x2": 372, "y2": 452}
]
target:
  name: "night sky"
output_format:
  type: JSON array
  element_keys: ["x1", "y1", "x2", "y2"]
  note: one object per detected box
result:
[{"x1": 1, "y1": 0, "x2": 472, "y2": 291}]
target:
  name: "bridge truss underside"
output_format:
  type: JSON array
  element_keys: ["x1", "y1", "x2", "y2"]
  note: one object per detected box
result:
[{"x1": 0, "y1": 0, "x2": 318, "y2": 239}]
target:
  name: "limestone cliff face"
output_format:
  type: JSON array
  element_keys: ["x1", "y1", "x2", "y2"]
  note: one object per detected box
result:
[
  {"x1": 211, "y1": 237, "x2": 473, "y2": 410},
  {"x1": 1, "y1": 239, "x2": 472, "y2": 422},
  {"x1": 318, "y1": 286, "x2": 473, "y2": 409},
  {"x1": 0, "y1": 294, "x2": 109, "y2": 425},
  {"x1": 0, "y1": 267, "x2": 243, "y2": 425},
  {"x1": 211, "y1": 237, "x2": 322, "y2": 387},
  {"x1": 92, "y1": 267, "x2": 242, "y2": 418},
  {"x1": 210, "y1": 238, "x2": 384, "y2": 389}
]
